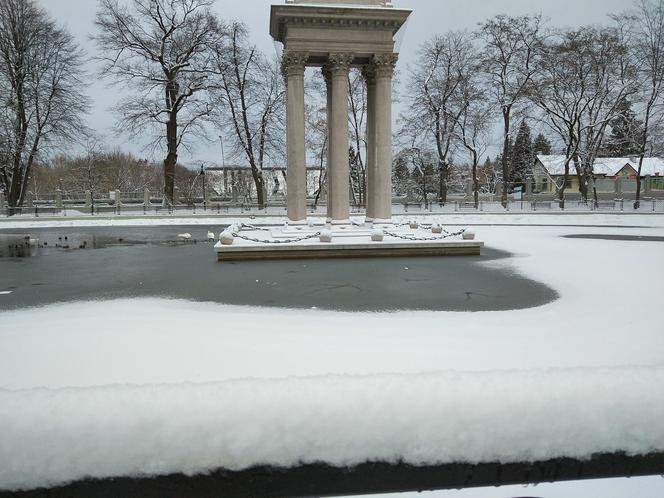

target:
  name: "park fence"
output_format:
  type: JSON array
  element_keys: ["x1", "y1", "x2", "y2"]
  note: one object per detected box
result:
[{"x1": 2, "y1": 185, "x2": 664, "y2": 217}]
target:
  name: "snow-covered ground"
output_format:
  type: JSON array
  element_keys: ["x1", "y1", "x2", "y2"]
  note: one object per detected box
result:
[
  {"x1": 1, "y1": 214, "x2": 663, "y2": 493},
  {"x1": 1, "y1": 211, "x2": 664, "y2": 230}
]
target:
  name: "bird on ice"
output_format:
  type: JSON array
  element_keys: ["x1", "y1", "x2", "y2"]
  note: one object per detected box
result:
[
  {"x1": 207, "y1": 230, "x2": 215, "y2": 241},
  {"x1": 177, "y1": 233, "x2": 192, "y2": 241}
]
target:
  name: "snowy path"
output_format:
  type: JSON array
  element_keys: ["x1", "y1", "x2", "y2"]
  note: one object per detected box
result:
[{"x1": 0, "y1": 219, "x2": 663, "y2": 491}]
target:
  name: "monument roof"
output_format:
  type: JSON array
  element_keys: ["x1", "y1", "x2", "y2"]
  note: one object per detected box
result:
[
  {"x1": 286, "y1": 0, "x2": 393, "y2": 6},
  {"x1": 270, "y1": 1, "x2": 411, "y2": 44}
]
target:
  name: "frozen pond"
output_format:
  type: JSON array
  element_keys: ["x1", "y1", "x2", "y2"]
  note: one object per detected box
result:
[{"x1": 0, "y1": 225, "x2": 556, "y2": 312}]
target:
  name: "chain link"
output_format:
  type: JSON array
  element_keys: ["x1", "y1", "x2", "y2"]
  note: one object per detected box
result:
[
  {"x1": 232, "y1": 232, "x2": 322, "y2": 244},
  {"x1": 232, "y1": 223, "x2": 466, "y2": 244},
  {"x1": 239, "y1": 223, "x2": 271, "y2": 232},
  {"x1": 383, "y1": 229, "x2": 466, "y2": 241}
]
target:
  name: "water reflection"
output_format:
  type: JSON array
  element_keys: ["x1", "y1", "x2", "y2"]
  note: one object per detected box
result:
[
  {"x1": 0, "y1": 227, "x2": 215, "y2": 258},
  {"x1": 0, "y1": 235, "x2": 37, "y2": 258}
]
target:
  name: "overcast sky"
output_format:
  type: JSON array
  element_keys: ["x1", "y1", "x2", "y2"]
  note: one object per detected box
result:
[{"x1": 35, "y1": 0, "x2": 630, "y2": 166}]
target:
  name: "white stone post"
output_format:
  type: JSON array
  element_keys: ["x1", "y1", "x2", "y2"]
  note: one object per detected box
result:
[
  {"x1": 325, "y1": 53, "x2": 353, "y2": 224},
  {"x1": 231, "y1": 171, "x2": 239, "y2": 203},
  {"x1": 615, "y1": 177, "x2": 623, "y2": 196},
  {"x1": 372, "y1": 54, "x2": 397, "y2": 223},
  {"x1": 55, "y1": 189, "x2": 63, "y2": 209},
  {"x1": 143, "y1": 188, "x2": 151, "y2": 208},
  {"x1": 283, "y1": 52, "x2": 308, "y2": 222},
  {"x1": 466, "y1": 178, "x2": 473, "y2": 198},
  {"x1": 363, "y1": 64, "x2": 377, "y2": 222}
]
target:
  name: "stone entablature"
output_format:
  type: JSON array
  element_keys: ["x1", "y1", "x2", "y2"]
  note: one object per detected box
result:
[
  {"x1": 286, "y1": 0, "x2": 393, "y2": 7},
  {"x1": 270, "y1": 3, "x2": 410, "y2": 63}
]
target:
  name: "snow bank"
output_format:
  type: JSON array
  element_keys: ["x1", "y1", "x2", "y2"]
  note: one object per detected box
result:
[
  {"x1": 2, "y1": 366, "x2": 664, "y2": 491},
  {"x1": 0, "y1": 212, "x2": 663, "y2": 230}
]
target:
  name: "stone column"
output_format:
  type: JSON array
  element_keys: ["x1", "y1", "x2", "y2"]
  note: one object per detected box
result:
[
  {"x1": 55, "y1": 189, "x2": 63, "y2": 209},
  {"x1": 362, "y1": 64, "x2": 377, "y2": 222},
  {"x1": 372, "y1": 54, "x2": 397, "y2": 223},
  {"x1": 283, "y1": 52, "x2": 308, "y2": 222},
  {"x1": 325, "y1": 53, "x2": 353, "y2": 224}
]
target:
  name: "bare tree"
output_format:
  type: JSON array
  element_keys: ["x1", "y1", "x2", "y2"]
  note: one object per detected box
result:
[
  {"x1": 577, "y1": 27, "x2": 636, "y2": 205},
  {"x1": 454, "y1": 69, "x2": 492, "y2": 208},
  {"x1": 304, "y1": 72, "x2": 328, "y2": 206},
  {"x1": 617, "y1": 0, "x2": 664, "y2": 208},
  {"x1": 348, "y1": 68, "x2": 367, "y2": 206},
  {"x1": 210, "y1": 22, "x2": 285, "y2": 208},
  {"x1": 64, "y1": 137, "x2": 106, "y2": 195},
  {"x1": 93, "y1": 0, "x2": 221, "y2": 205},
  {"x1": 400, "y1": 32, "x2": 472, "y2": 204},
  {"x1": 0, "y1": 0, "x2": 88, "y2": 212},
  {"x1": 478, "y1": 14, "x2": 543, "y2": 207},
  {"x1": 531, "y1": 27, "x2": 633, "y2": 206}
]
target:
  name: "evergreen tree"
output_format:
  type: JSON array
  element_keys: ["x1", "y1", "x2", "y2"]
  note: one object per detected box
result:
[
  {"x1": 603, "y1": 98, "x2": 643, "y2": 157},
  {"x1": 533, "y1": 132, "x2": 553, "y2": 155},
  {"x1": 509, "y1": 120, "x2": 534, "y2": 183}
]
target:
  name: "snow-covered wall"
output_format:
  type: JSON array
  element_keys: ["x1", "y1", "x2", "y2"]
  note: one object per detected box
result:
[{"x1": 2, "y1": 366, "x2": 664, "y2": 491}]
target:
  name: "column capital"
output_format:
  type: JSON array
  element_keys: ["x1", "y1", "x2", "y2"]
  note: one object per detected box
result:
[
  {"x1": 325, "y1": 53, "x2": 353, "y2": 76},
  {"x1": 371, "y1": 53, "x2": 398, "y2": 78},
  {"x1": 281, "y1": 51, "x2": 309, "y2": 78}
]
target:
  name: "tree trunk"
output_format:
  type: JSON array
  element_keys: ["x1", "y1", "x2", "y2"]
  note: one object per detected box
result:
[
  {"x1": 164, "y1": 84, "x2": 178, "y2": 206},
  {"x1": 473, "y1": 157, "x2": 479, "y2": 209},
  {"x1": 635, "y1": 159, "x2": 644, "y2": 210},
  {"x1": 634, "y1": 108, "x2": 652, "y2": 210},
  {"x1": 8, "y1": 83, "x2": 28, "y2": 212},
  {"x1": 438, "y1": 161, "x2": 448, "y2": 204},
  {"x1": 501, "y1": 109, "x2": 511, "y2": 208},
  {"x1": 253, "y1": 170, "x2": 265, "y2": 207},
  {"x1": 558, "y1": 158, "x2": 573, "y2": 210}
]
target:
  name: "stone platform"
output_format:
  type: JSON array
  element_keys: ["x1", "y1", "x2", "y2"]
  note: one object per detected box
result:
[{"x1": 214, "y1": 225, "x2": 483, "y2": 261}]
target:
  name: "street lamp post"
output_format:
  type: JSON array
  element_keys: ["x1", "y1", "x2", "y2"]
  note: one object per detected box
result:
[{"x1": 200, "y1": 164, "x2": 207, "y2": 211}]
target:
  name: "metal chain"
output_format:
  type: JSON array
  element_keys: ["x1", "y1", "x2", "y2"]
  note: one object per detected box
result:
[
  {"x1": 383, "y1": 229, "x2": 466, "y2": 241},
  {"x1": 239, "y1": 223, "x2": 271, "y2": 232},
  {"x1": 416, "y1": 224, "x2": 457, "y2": 236},
  {"x1": 395, "y1": 222, "x2": 455, "y2": 235},
  {"x1": 232, "y1": 232, "x2": 322, "y2": 244}
]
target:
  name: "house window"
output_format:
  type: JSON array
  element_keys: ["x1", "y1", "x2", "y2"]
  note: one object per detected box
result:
[{"x1": 542, "y1": 178, "x2": 548, "y2": 191}]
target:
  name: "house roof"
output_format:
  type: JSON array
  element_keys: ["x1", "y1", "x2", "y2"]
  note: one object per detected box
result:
[
  {"x1": 536, "y1": 155, "x2": 664, "y2": 177},
  {"x1": 205, "y1": 164, "x2": 321, "y2": 172}
]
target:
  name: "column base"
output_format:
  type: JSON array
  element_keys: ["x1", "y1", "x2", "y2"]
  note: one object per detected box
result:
[
  {"x1": 287, "y1": 218, "x2": 309, "y2": 226},
  {"x1": 329, "y1": 218, "x2": 352, "y2": 226}
]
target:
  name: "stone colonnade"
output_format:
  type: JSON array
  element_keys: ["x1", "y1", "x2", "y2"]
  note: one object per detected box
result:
[{"x1": 282, "y1": 52, "x2": 397, "y2": 224}]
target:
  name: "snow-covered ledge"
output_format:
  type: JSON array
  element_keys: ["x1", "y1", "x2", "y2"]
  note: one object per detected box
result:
[{"x1": 1, "y1": 366, "x2": 664, "y2": 492}]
